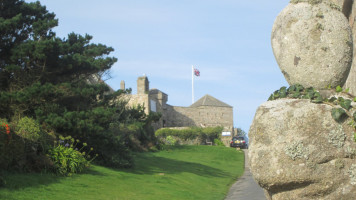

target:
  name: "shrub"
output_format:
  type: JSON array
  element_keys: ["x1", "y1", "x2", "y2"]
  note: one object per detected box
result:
[
  {"x1": 202, "y1": 127, "x2": 224, "y2": 141},
  {"x1": 0, "y1": 119, "x2": 11, "y2": 145},
  {"x1": 2, "y1": 117, "x2": 56, "y2": 171},
  {"x1": 47, "y1": 136, "x2": 95, "y2": 176},
  {"x1": 214, "y1": 138, "x2": 225, "y2": 146},
  {"x1": 0, "y1": 120, "x2": 31, "y2": 171},
  {"x1": 122, "y1": 122, "x2": 147, "y2": 151},
  {"x1": 165, "y1": 135, "x2": 178, "y2": 145},
  {"x1": 0, "y1": 119, "x2": 13, "y2": 170},
  {"x1": 89, "y1": 118, "x2": 160, "y2": 168},
  {"x1": 0, "y1": 131, "x2": 27, "y2": 171},
  {"x1": 15, "y1": 117, "x2": 42, "y2": 142},
  {"x1": 88, "y1": 129, "x2": 133, "y2": 168},
  {"x1": 48, "y1": 145, "x2": 88, "y2": 176},
  {"x1": 155, "y1": 126, "x2": 223, "y2": 145}
]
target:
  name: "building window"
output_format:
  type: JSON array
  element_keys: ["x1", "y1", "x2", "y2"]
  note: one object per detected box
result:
[{"x1": 150, "y1": 100, "x2": 157, "y2": 112}]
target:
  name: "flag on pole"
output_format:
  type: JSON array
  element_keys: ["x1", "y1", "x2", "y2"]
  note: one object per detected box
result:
[{"x1": 194, "y1": 68, "x2": 200, "y2": 77}]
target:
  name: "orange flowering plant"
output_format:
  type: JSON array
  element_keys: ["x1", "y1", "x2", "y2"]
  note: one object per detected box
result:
[
  {"x1": 1, "y1": 123, "x2": 10, "y2": 135},
  {"x1": 0, "y1": 123, "x2": 11, "y2": 143}
]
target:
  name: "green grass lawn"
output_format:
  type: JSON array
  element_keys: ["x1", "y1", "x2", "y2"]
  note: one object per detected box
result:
[{"x1": 0, "y1": 145, "x2": 244, "y2": 200}]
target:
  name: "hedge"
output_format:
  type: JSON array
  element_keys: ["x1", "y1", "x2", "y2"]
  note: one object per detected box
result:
[{"x1": 155, "y1": 126, "x2": 223, "y2": 143}]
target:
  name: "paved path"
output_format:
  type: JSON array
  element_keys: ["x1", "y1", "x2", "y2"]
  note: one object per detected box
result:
[{"x1": 225, "y1": 149, "x2": 266, "y2": 200}]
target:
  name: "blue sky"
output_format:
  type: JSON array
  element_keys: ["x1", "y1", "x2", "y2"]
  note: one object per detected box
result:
[{"x1": 27, "y1": 0, "x2": 289, "y2": 134}]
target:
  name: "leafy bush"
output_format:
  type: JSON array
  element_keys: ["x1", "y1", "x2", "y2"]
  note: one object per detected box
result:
[
  {"x1": 0, "y1": 119, "x2": 11, "y2": 145},
  {"x1": 155, "y1": 126, "x2": 223, "y2": 145},
  {"x1": 0, "y1": 120, "x2": 38, "y2": 172},
  {"x1": 0, "y1": 131, "x2": 30, "y2": 171},
  {"x1": 121, "y1": 122, "x2": 149, "y2": 151},
  {"x1": 88, "y1": 128, "x2": 133, "y2": 168},
  {"x1": 15, "y1": 117, "x2": 42, "y2": 142},
  {"x1": 165, "y1": 136, "x2": 178, "y2": 145},
  {"x1": 214, "y1": 138, "x2": 225, "y2": 146},
  {"x1": 85, "y1": 111, "x2": 161, "y2": 168},
  {"x1": 0, "y1": 119, "x2": 13, "y2": 170},
  {"x1": 3, "y1": 117, "x2": 55, "y2": 171},
  {"x1": 47, "y1": 136, "x2": 95, "y2": 176},
  {"x1": 202, "y1": 127, "x2": 223, "y2": 141},
  {"x1": 48, "y1": 145, "x2": 88, "y2": 176}
]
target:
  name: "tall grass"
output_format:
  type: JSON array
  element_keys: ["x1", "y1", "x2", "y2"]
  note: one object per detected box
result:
[{"x1": 0, "y1": 146, "x2": 244, "y2": 200}]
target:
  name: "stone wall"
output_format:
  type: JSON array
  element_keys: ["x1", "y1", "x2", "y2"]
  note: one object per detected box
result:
[
  {"x1": 121, "y1": 76, "x2": 234, "y2": 133},
  {"x1": 221, "y1": 136, "x2": 232, "y2": 147},
  {"x1": 126, "y1": 94, "x2": 150, "y2": 114},
  {"x1": 164, "y1": 105, "x2": 233, "y2": 132},
  {"x1": 164, "y1": 105, "x2": 195, "y2": 127},
  {"x1": 119, "y1": 76, "x2": 150, "y2": 114},
  {"x1": 149, "y1": 89, "x2": 168, "y2": 129}
]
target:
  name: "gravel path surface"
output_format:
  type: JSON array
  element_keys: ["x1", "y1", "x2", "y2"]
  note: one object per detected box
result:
[{"x1": 225, "y1": 149, "x2": 266, "y2": 200}]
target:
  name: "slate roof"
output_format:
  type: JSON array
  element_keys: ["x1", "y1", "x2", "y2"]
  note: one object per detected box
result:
[{"x1": 190, "y1": 94, "x2": 232, "y2": 108}]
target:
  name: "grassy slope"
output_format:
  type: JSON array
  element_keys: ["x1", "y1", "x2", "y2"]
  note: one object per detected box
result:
[{"x1": 0, "y1": 146, "x2": 244, "y2": 200}]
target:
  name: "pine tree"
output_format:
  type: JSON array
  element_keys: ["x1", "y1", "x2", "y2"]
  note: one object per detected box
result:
[
  {"x1": 0, "y1": 0, "x2": 161, "y2": 168},
  {"x1": 0, "y1": 0, "x2": 117, "y2": 123},
  {"x1": 0, "y1": 0, "x2": 115, "y2": 154}
]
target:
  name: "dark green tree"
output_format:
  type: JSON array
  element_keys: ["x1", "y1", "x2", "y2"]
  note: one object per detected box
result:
[
  {"x1": 0, "y1": 0, "x2": 117, "y2": 120},
  {"x1": 0, "y1": 0, "x2": 159, "y2": 168},
  {"x1": 0, "y1": 0, "x2": 116, "y2": 120}
]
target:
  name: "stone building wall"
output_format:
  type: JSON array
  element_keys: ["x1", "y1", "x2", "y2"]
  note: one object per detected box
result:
[
  {"x1": 164, "y1": 105, "x2": 233, "y2": 132},
  {"x1": 123, "y1": 76, "x2": 151, "y2": 114},
  {"x1": 120, "y1": 76, "x2": 234, "y2": 133},
  {"x1": 137, "y1": 76, "x2": 149, "y2": 94},
  {"x1": 164, "y1": 106, "x2": 196, "y2": 127},
  {"x1": 149, "y1": 89, "x2": 168, "y2": 129},
  {"x1": 126, "y1": 94, "x2": 150, "y2": 114}
]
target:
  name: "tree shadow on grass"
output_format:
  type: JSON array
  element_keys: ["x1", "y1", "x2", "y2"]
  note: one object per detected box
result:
[
  {"x1": 123, "y1": 153, "x2": 232, "y2": 178},
  {"x1": 0, "y1": 167, "x2": 105, "y2": 191},
  {"x1": 0, "y1": 171, "x2": 64, "y2": 191}
]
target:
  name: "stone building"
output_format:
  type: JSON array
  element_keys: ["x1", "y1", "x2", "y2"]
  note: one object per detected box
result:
[{"x1": 121, "y1": 76, "x2": 234, "y2": 133}]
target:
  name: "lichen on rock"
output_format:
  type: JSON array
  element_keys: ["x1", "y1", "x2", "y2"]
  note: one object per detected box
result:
[
  {"x1": 284, "y1": 141, "x2": 309, "y2": 160},
  {"x1": 348, "y1": 164, "x2": 356, "y2": 185},
  {"x1": 346, "y1": 146, "x2": 356, "y2": 158},
  {"x1": 328, "y1": 126, "x2": 346, "y2": 148},
  {"x1": 249, "y1": 99, "x2": 356, "y2": 199},
  {"x1": 272, "y1": 1, "x2": 352, "y2": 89},
  {"x1": 250, "y1": 0, "x2": 356, "y2": 198},
  {"x1": 334, "y1": 159, "x2": 344, "y2": 169}
]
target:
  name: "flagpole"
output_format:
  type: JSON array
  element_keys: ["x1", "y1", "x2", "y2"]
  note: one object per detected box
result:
[{"x1": 192, "y1": 65, "x2": 194, "y2": 104}]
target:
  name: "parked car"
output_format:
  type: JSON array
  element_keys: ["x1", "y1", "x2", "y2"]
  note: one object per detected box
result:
[{"x1": 230, "y1": 136, "x2": 247, "y2": 149}]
